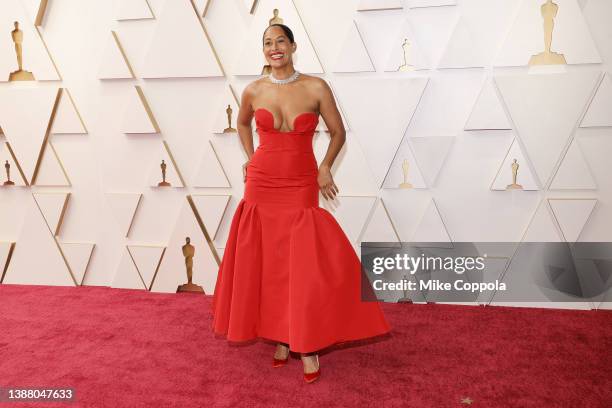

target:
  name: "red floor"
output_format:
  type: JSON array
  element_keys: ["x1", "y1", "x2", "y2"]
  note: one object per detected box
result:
[{"x1": 0, "y1": 284, "x2": 610, "y2": 408}]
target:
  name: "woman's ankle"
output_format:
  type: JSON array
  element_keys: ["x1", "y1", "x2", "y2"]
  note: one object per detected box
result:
[
  {"x1": 275, "y1": 343, "x2": 290, "y2": 358},
  {"x1": 300, "y1": 353, "x2": 319, "y2": 373}
]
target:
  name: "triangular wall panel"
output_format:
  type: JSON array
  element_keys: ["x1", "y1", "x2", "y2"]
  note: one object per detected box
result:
[
  {"x1": 32, "y1": 192, "x2": 70, "y2": 236},
  {"x1": 51, "y1": 88, "x2": 87, "y2": 134},
  {"x1": 333, "y1": 20, "x2": 375, "y2": 73},
  {"x1": 411, "y1": 199, "x2": 452, "y2": 243},
  {"x1": 140, "y1": 0, "x2": 223, "y2": 78},
  {"x1": 97, "y1": 31, "x2": 135, "y2": 80},
  {"x1": 495, "y1": 71, "x2": 600, "y2": 186},
  {"x1": 148, "y1": 141, "x2": 186, "y2": 188},
  {"x1": 212, "y1": 86, "x2": 240, "y2": 134},
  {"x1": 112, "y1": 248, "x2": 147, "y2": 290},
  {"x1": 491, "y1": 138, "x2": 539, "y2": 191},
  {"x1": 438, "y1": 0, "x2": 519, "y2": 69},
  {"x1": 550, "y1": 138, "x2": 597, "y2": 190},
  {"x1": 410, "y1": 136, "x2": 454, "y2": 187},
  {"x1": 384, "y1": 18, "x2": 431, "y2": 71},
  {"x1": 581, "y1": 73, "x2": 612, "y2": 128},
  {"x1": 438, "y1": 19, "x2": 484, "y2": 69},
  {"x1": 382, "y1": 139, "x2": 427, "y2": 189},
  {"x1": 333, "y1": 77, "x2": 429, "y2": 188},
  {"x1": 128, "y1": 245, "x2": 165, "y2": 290},
  {"x1": 521, "y1": 199, "x2": 564, "y2": 242},
  {"x1": 548, "y1": 198, "x2": 597, "y2": 242},
  {"x1": 151, "y1": 198, "x2": 219, "y2": 294},
  {"x1": 0, "y1": 87, "x2": 60, "y2": 183},
  {"x1": 495, "y1": 0, "x2": 601, "y2": 66},
  {"x1": 3, "y1": 194, "x2": 74, "y2": 286},
  {"x1": 465, "y1": 78, "x2": 511, "y2": 131},
  {"x1": 121, "y1": 85, "x2": 160, "y2": 134},
  {"x1": 190, "y1": 194, "x2": 231, "y2": 242},
  {"x1": 325, "y1": 196, "x2": 377, "y2": 246},
  {"x1": 59, "y1": 242, "x2": 95, "y2": 285},
  {"x1": 0, "y1": 0, "x2": 60, "y2": 81},
  {"x1": 106, "y1": 193, "x2": 142, "y2": 237},
  {"x1": 192, "y1": 141, "x2": 231, "y2": 188},
  {"x1": 34, "y1": 142, "x2": 71, "y2": 187},
  {"x1": 360, "y1": 198, "x2": 401, "y2": 243},
  {"x1": 22, "y1": 0, "x2": 50, "y2": 26},
  {"x1": 0, "y1": 141, "x2": 27, "y2": 186},
  {"x1": 312, "y1": 132, "x2": 377, "y2": 193}
]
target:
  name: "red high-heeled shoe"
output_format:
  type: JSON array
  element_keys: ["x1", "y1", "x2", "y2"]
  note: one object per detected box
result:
[
  {"x1": 302, "y1": 355, "x2": 320, "y2": 383},
  {"x1": 273, "y1": 346, "x2": 290, "y2": 367},
  {"x1": 272, "y1": 354, "x2": 289, "y2": 368}
]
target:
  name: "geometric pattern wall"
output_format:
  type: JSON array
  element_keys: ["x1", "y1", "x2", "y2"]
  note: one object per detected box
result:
[{"x1": 1, "y1": 0, "x2": 611, "y2": 310}]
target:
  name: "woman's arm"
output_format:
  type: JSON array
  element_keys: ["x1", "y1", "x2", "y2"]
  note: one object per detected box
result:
[
  {"x1": 237, "y1": 82, "x2": 257, "y2": 161},
  {"x1": 316, "y1": 78, "x2": 346, "y2": 170},
  {"x1": 315, "y1": 78, "x2": 345, "y2": 200}
]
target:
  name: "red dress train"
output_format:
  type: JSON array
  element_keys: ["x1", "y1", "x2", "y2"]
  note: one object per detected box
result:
[{"x1": 211, "y1": 107, "x2": 390, "y2": 353}]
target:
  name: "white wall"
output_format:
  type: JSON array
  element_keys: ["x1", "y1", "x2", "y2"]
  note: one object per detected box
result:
[{"x1": 0, "y1": 0, "x2": 611, "y2": 309}]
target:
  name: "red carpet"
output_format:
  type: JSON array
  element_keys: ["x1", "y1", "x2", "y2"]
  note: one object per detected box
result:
[{"x1": 0, "y1": 284, "x2": 610, "y2": 408}]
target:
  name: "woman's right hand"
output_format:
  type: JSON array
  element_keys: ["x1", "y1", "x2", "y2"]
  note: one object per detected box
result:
[{"x1": 242, "y1": 160, "x2": 251, "y2": 183}]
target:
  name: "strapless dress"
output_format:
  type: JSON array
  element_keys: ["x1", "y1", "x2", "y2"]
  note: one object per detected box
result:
[{"x1": 211, "y1": 107, "x2": 390, "y2": 353}]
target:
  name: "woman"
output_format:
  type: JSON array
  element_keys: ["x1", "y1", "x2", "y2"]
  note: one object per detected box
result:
[{"x1": 211, "y1": 23, "x2": 390, "y2": 383}]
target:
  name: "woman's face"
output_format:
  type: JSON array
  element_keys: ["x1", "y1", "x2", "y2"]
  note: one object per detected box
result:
[{"x1": 263, "y1": 26, "x2": 295, "y2": 68}]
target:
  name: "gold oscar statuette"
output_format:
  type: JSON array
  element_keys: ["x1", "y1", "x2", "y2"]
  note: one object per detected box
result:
[
  {"x1": 399, "y1": 159, "x2": 413, "y2": 189},
  {"x1": 529, "y1": 0, "x2": 567, "y2": 66},
  {"x1": 158, "y1": 159, "x2": 171, "y2": 187},
  {"x1": 9, "y1": 21, "x2": 35, "y2": 81},
  {"x1": 177, "y1": 237, "x2": 204, "y2": 293},
  {"x1": 269, "y1": 8, "x2": 283, "y2": 25},
  {"x1": 506, "y1": 158, "x2": 523, "y2": 190},
  {"x1": 223, "y1": 104, "x2": 237, "y2": 133},
  {"x1": 398, "y1": 38, "x2": 415, "y2": 72},
  {"x1": 3, "y1": 160, "x2": 15, "y2": 186}
]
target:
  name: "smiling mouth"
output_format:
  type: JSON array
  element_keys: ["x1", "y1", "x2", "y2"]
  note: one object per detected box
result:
[{"x1": 270, "y1": 53, "x2": 284, "y2": 60}]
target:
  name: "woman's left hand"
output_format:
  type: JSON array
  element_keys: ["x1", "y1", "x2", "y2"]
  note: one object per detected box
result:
[{"x1": 318, "y1": 165, "x2": 339, "y2": 201}]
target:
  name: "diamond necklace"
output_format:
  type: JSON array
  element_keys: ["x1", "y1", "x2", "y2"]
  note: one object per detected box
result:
[{"x1": 268, "y1": 70, "x2": 300, "y2": 84}]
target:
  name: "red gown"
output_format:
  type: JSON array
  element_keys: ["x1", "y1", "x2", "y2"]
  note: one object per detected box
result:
[{"x1": 211, "y1": 107, "x2": 390, "y2": 353}]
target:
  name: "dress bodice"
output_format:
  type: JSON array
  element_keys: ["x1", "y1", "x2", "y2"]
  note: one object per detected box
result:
[
  {"x1": 254, "y1": 108, "x2": 319, "y2": 135},
  {"x1": 248, "y1": 108, "x2": 319, "y2": 187}
]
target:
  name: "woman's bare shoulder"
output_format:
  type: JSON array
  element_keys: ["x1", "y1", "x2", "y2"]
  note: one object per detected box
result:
[
  {"x1": 243, "y1": 77, "x2": 269, "y2": 95},
  {"x1": 300, "y1": 74, "x2": 330, "y2": 98},
  {"x1": 300, "y1": 73, "x2": 326, "y2": 85}
]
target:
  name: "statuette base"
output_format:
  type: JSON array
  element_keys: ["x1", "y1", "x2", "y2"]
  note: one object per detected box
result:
[
  {"x1": 9, "y1": 70, "x2": 35, "y2": 81},
  {"x1": 177, "y1": 282, "x2": 204, "y2": 293},
  {"x1": 529, "y1": 51, "x2": 567, "y2": 66},
  {"x1": 506, "y1": 183, "x2": 523, "y2": 190}
]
